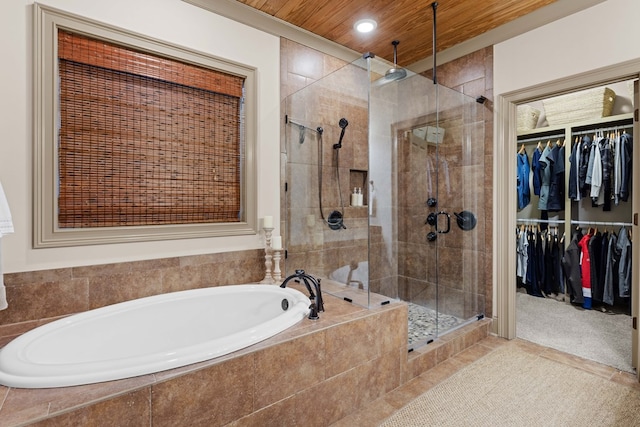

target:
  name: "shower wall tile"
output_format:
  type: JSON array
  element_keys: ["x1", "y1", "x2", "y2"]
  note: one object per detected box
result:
[
  {"x1": 403, "y1": 243, "x2": 427, "y2": 280},
  {"x1": 286, "y1": 40, "x2": 324, "y2": 81},
  {"x1": 435, "y1": 47, "x2": 490, "y2": 90},
  {"x1": 461, "y1": 77, "x2": 486, "y2": 101},
  {"x1": 281, "y1": 39, "x2": 370, "y2": 281},
  {"x1": 405, "y1": 278, "x2": 437, "y2": 310}
]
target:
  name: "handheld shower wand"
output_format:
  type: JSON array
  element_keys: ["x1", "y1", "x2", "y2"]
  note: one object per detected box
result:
[{"x1": 333, "y1": 118, "x2": 349, "y2": 149}]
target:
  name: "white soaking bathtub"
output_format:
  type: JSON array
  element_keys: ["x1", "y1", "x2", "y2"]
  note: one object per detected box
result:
[{"x1": 0, "y1": 284, "x2": 310, "y2": 388}]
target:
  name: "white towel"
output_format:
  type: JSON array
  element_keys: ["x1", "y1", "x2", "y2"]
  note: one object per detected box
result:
[
  {"x1": 0, "y1": 242, "x2": 6, "y2": 310},
  {"x1": 0, "y1": 182, "x2": 14, "y2": 310},
  {"x1": 0, "y1": 182, "x2": 13, "y2": 236}
]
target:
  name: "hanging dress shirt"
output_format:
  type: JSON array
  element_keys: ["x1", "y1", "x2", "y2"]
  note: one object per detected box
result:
[
  {"x1": 589, "y1": 137, "x2": 603, "y2": 205},
  {"x1": 562, "y1": 232, "x2": 584, "y2": 305},
  {"x1": 532, "y1": 146, "x2": 543, "y2": 196},
  {"x1": 600, "y1": 137, "x2": 613, "y2": 211},
  {"x1": 568, "y1": 140, "x2": 579, "y2": 200},
  {"x1": 547, "y1": 143, "x2": 565, "y2": 211},
  {"x1": 619, "y1": 133, "x2": 633, "y2": 202},
  {"x1": 516, "y1": 228, "x2": 529, "y2": 280},
  {"x1": 537, "y1": 146, "x2": 552, "y2": 211},
  {"x1": 617, "y1": 227, "x2": 632, "y2": 298},
  {"x1": 517, "y1": 151, "x2": 531, "y2": 210},
  {"x1": 603, "y1": 232, "x2": 618, "y2": 306}
]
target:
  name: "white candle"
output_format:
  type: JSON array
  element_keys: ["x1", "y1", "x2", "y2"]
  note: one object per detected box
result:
[
  {"x1": 272, "y1": 235, "x2": 282, "y2": 250},
  {"x1": 263, "y1": 216, "x2": 273, "y2": 229}
]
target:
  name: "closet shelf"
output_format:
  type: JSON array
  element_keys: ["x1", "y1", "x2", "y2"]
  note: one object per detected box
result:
[{"x1": 516, "y1": 112, "x2": 633, "y2": 138}]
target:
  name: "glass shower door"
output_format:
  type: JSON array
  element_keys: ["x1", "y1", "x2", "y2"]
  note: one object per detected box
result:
[
  {"x1": 283, "y1": 52, "x2": 486, "y2": 348},
  {"x1": 368, "y1": 56, "x2": 485, "y2": 346}
]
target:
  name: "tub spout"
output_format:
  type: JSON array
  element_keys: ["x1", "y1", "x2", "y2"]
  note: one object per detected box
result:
[{"x1": 280, "y1": 270, "x2": 324, "y2": 320}]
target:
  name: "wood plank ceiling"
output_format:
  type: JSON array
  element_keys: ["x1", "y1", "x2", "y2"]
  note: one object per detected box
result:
[{"x1": 235, "y1": 0, "x2": 558, "y2": 66}]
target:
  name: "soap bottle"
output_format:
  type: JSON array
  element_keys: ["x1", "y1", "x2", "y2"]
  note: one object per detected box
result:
[
  {"x1": 351, "y1": 188, "x2": 358, "y2": 207},
  {"x1": 356, "y1": 187, "x2": 364, "y2": 207}
]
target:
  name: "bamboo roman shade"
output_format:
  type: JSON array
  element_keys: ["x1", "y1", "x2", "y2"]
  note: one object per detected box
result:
[{"x1": 57, "y1": 30, "x2": 244, "y2": 228}]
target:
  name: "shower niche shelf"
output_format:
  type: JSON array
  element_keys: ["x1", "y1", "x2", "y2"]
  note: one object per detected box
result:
[{"x1": 349, "y1": 169, "x2": 368, "y2": 206}]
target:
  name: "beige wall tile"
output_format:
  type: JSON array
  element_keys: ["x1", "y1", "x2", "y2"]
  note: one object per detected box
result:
[{"x1": 151, "y1": 354, "x2": 255, "y2": 427}]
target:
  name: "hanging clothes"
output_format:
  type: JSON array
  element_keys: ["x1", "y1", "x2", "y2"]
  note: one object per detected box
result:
[
  {"x1": 562, "y1": 231, "x2": 584, "y2": 305},
  {"x1": 547, "y1": 143, "x2": 565, "y2": 212},
  {"x1": 600, "y1": 137, "x2": 613, "y2": 211},
  {"x1": 531, "y1": 145, "x2": 543, "y2": 196},
  {"x1": 618, "y1": 133, "x2": 633, "y2": 202},
  {"x1": 578, "y1": 136, "x2": 592, "y2": 198},
  {"x1": 578, "y1": 231, "x2": 592, "y2": 309},
  {"x1": 597, "y1": 231, "x2": 609, "y2": 303},
  {"x1": 555, "y1": 234, "x2": 565, "y2": 295},
  {"x1": 516, "y1": 227, "x2": 529, "y2": 280},
  {"x1": 525, "y1": 230, "x2": 544, "y2": 297},
  {"x1": 543, "y1": 232, "x2": 562, "y2": 295},
  {"x1": 589, "y1": 137, "x2": 603, "y2": 206},
  {"x1": 568, "y1": 138, "x2": 579, "y2": 201},
  {"x1": 517, "y1": 150, "x2": 531, "y2": 210},
  {"x1": 603, "y1": 231, "x2": 618, "y2": 306},
  {"x1": 588, "y1": 231, "x2": 603, "y2": 302},
  {"x1": 537, "y1": 146, "x2": 552, "y2": 210},
  {"x1": 617, "y1": 227, "x2": 632, "y2": 298},
  {"x1": 613, "y1": 133, "x2": 623, "y2": 205}
]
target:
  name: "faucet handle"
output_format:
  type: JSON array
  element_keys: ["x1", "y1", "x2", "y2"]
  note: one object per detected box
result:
[{"x1": 308, "y1": 300, "x2": 319, "y2": 320}]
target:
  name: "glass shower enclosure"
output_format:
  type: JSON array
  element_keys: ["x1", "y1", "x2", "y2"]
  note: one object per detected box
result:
[{"x1": 283, "y1": 53, "x2": 485, "y2": 348}]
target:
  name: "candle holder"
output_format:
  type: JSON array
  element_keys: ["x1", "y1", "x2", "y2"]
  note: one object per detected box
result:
[
  {"x1": 260, "y1": 227, "x2": 275, "y2": 284},
  {"x1": 272, "y1": 249, "x2": 282, "y2": 283}
]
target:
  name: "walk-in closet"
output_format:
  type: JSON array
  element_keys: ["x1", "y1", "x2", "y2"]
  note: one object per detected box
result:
[{"x1": 516, "y1": 80, "x2": 636, "y2": 372}]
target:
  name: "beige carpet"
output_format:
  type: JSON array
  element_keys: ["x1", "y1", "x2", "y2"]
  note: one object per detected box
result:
[{"x1": 381, "y1": 343, "x2": 640, "y2": 426}]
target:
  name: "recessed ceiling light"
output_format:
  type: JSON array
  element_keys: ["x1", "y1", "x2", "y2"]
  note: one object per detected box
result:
[{"x1": 354, "y1": 19, "x2": 377, "y2": 33}]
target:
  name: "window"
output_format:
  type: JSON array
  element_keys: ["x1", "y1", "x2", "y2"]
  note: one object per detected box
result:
[{"x1": 34, "y1": 5, "x2": 257, "y2": 247}]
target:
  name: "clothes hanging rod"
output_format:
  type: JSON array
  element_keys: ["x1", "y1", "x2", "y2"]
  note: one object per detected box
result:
[
  {"x1": 517, "y1": 218, "x2": 565, "y2": 224},
  {"x1": 570, "y1": 220, "x2": 632, "y2": 227},
  {"x1": 571, "y1": 123, "x2": 633, "y2": 136},
  {"x1": 516, "y1": 133, "x2": 566, "y2": 144}
]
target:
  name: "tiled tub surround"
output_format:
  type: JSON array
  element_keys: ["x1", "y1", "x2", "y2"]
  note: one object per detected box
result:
[
  {"x1": 0, "y1": 250, "x2": 266, "y2": 330},
  {"x1": 0, "y1": 275, "x2": 490, "y2": 425}
]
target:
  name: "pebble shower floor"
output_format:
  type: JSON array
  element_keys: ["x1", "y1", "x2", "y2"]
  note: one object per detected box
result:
[{"x1": 407, "y1": 303, "x2": 464, "y2": 346}]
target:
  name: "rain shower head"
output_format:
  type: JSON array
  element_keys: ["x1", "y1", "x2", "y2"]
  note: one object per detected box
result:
[
  {"x1": 333, "y1": 118, "x2": 349, "y2": 149},
  {"x1": 374, "y1": 40, "x2": 407, "y2": 86}
]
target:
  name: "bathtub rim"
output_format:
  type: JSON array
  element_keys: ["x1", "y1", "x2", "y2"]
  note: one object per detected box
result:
[{"x1": 0, "y1": 284, "x2": 310, "y2": 389}]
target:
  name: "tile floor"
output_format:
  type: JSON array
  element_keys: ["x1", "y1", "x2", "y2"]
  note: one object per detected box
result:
[{"x1": 331, "y1": 335, "x2": 640, "y2": 426}]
